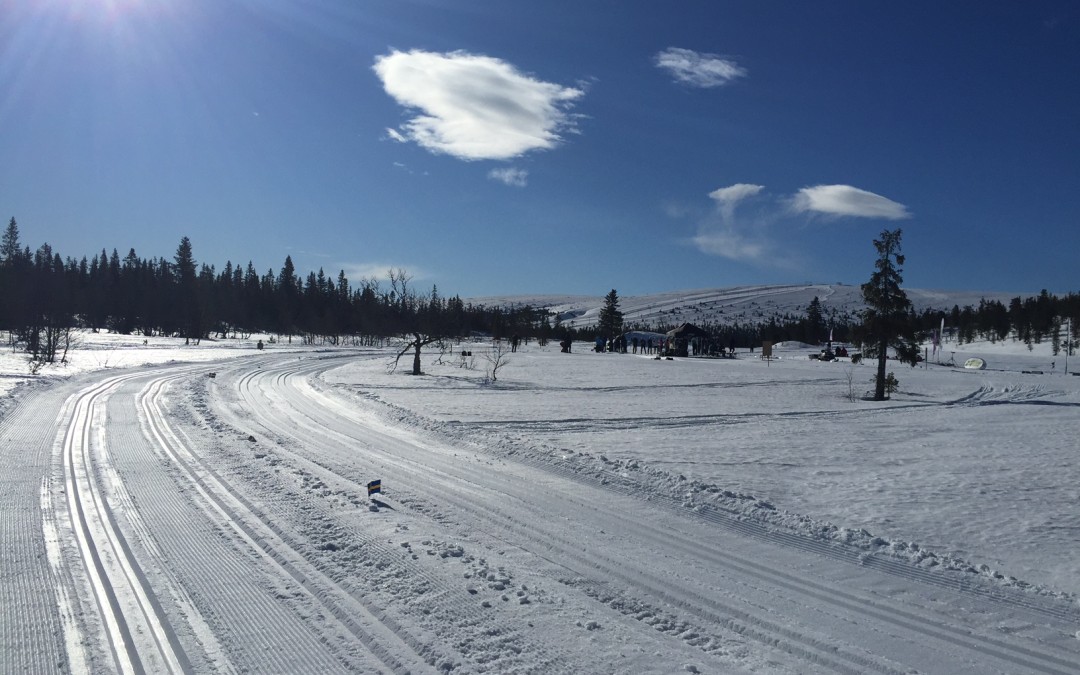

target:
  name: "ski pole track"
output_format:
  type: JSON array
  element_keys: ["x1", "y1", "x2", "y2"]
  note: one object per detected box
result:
[
  {"x1": 223, "y1": 357, "x2": 1073, "y2": 675},
  {"x1": 281, "y1": 355, "x2": 1080, "y2": 675},
  {"x1": 218, "y1": 367, "x2": 582, "y2": 674},
  {"x1": 139, "y1": 372, "x2": 428, "y2": 675},
  {"x1": 59, "y1": 372, "x2": 191, "y2": 675}
]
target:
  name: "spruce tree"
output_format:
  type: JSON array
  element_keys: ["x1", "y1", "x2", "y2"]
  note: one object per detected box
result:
[
  {"x1": 860, "y1": 229, "x2": 920, "y2": 400},
  {"x1": 598, "y1": 289, "x2": 624, "y2": 340},
  {"x1": 806, "y1": 296, "x2": 826, "y2": 344},
  {"x1": 174, "y1": 236, "x2": 201, "y2": 342},
  {"x1": 0, "y1": 218, "x2": 21, "y2": 330},
  {"x1": 1, "y1": 217, "x2": 21, "y2": 264}
]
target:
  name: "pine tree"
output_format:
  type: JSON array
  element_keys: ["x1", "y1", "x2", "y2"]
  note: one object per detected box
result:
[
  {"x1": 1, "y1": 217, "x2": 22, "y2": 264},
  {"x1": 806, "y1": 296, "x2": 826, "y2": 344},
  {"x1": 174, "y1": 236, "x2": 201, "y2": 342},
  {"x1": 859, "y1": 229, "x2": 920, "y2": 400},
  {"x1": 598, "y1": 289, "x2": 624, "y2": 340},
  {"x1": 0, "y1": 218, "x2": 23, "y2": 330},
  {"x1": 277, "y1": 255, "x2": 299, "y2": 340}
]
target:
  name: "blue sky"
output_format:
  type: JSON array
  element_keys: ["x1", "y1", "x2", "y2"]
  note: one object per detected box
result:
[{"x1": 2, "y1": 1, "x2": 1078, "y2": 298}]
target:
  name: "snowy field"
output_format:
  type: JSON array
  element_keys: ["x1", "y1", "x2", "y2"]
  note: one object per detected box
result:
[
  {"x1": 325, "y1": 336, "x2": 1080, "y2": 599},
  {"x1": 2, "y1": 322, "x2": 1080, "y2": 673},
  {"x1": 8, "y1": 326, "x2": 1075, "y2": 596},
  {"x1": 0, "y1": 331, "x2": 303, "y2": 421}
]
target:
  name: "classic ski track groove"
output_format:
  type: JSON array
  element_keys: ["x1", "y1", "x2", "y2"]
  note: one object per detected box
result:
[
  {"x1": 211, "y1": 363, "x2": 579, "y2": 673},
  {"x1": 126, "y1": 371, "x2": 352, "y2": 675},
  {"x1": 138, "y1": 370, "x2": 427, "y2": 675},
  {"x1": 244, "y1": 354, "x2": 1080, "y2": 675},
  {"x1": 253, "y1": 363, "x2": 914, "y2": 673},
  {"x1": 58, "y1": 373, "x2": 190, "y2": 675},
  {"x1": 229, "y1": 358, "x2": 917, "y2": 673}
]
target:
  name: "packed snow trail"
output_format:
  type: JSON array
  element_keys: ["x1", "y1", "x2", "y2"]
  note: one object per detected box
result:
[
  {"x1": 1, "y1": 360, "x2": 416, "y2": 673},
  {"x1": 135, "y1": 370, "x2": 430, "y2": 674},
  {"x1": 59, "y1": 373, "x2": 190, "y2": 674},
  {"x1": 4, "y1": 352, "x2": 1080, "y2": 673},
  {"x1": 198, "y1": 352, "x2": 1080, "y2": 674},
  {"x1": 0, "y1": 375, "x2": 73, "y2": 673}
]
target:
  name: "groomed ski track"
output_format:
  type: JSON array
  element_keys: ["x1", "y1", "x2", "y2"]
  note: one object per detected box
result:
[
  {"x1": 2, "y1": 351, "x2": 1079, "y2": 673},
  {"x1": 212, "y1": 352, "x2": 1080, "y2": 674}
]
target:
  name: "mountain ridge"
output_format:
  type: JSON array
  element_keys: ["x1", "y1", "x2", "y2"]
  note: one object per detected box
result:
[{"x1": 467, "y1": 284, "x2": 1026, "y2": 330}]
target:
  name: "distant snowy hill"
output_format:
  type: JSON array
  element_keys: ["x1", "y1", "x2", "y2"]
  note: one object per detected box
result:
[{"x1": 468, "y1": 284, "x2": 1023, "y2": 330}]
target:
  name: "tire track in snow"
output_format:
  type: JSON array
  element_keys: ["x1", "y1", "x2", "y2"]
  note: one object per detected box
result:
[{"x1": 272, "y1": 355, "x2": 1079, "y2": 675}]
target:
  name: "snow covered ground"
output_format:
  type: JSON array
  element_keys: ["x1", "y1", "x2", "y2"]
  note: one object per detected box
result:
[
  {"x1": 2, "y1": 305, "x2": 1080, "y2": 673},
  {"x1": 332, "y1": 335, "x2": 1080, "y2": 598},
  {"x1": 0, "y1": 330, "x2": 283, "y2": 403}
]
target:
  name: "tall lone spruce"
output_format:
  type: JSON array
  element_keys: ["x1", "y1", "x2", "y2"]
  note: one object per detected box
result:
[
  {"x1": 598, "y1": 289, "x2": 624, "y2": 340},
  {"x1": 861, "y1": 229, "x2": 920, "y2": 400}
]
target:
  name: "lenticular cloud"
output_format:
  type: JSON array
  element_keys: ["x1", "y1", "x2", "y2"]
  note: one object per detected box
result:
[
  {"x1": 373, "y1": 49, "x2": 584, "y2": 161},
  {"x1": 793, "y1": 185, "x2": 910, "y2": 220}
]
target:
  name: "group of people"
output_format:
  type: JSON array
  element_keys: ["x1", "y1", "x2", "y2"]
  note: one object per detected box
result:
[{"x1": 595, "y1": 335, "x2": 630, "y2": 353}]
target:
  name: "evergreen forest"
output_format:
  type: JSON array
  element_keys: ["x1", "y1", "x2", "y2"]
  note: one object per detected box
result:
[{"x1": 2, "y1": 218, "x2": 1077, "y2": 365}]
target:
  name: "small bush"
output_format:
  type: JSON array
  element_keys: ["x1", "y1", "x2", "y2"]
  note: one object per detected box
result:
[{"x1": 873, "y1": 371, "x2": 900, "y2": 398}]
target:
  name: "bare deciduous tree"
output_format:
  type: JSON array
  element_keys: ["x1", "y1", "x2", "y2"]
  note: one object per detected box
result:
[{"x1": 484, "y1": 338, "x2": 511, "y2": 382}]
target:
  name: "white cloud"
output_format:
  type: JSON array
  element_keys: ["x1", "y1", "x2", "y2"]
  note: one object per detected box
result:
[
  {"x1": 687, "y1": 182, "x2": 910, "y2": 266},
  {"x1": 488, "y1": 167, "x2": 528, "y2": 187},
  {"x1": 709, "y1": 183, "x2": 764, "y2": 206},
  {"x1": 691, "y1": 184, "x2": 771, "y2": 262},
  {"x1": 792, "y1": 185, "x2": 911, "y2": 220},
  {"x1": 691, "y1": 230, "x2": 766, "y2": 261},
  {"x1": 655, "y1": 47, "x2": 746, "y2": 88},
  {"x1": 373, "y1": 49, "x2": 584, "y2": 161}
]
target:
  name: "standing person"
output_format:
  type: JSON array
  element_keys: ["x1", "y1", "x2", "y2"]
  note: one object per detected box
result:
[{"x1": 511, "y1": 334, "x2": 520, "y2": 353}]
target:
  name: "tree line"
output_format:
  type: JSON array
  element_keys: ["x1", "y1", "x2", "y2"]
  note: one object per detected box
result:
[
  {"x1": 3, "y1": 218, "x2": 1076, "y2": 375},
  {"x1": 0, "y1": 219, "x2": 554, "y2": 364}
]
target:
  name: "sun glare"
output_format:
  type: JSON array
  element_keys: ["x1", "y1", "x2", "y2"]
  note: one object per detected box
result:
[{"x1": 55, "y1": 0, "x2": 169, "y2": 25}]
